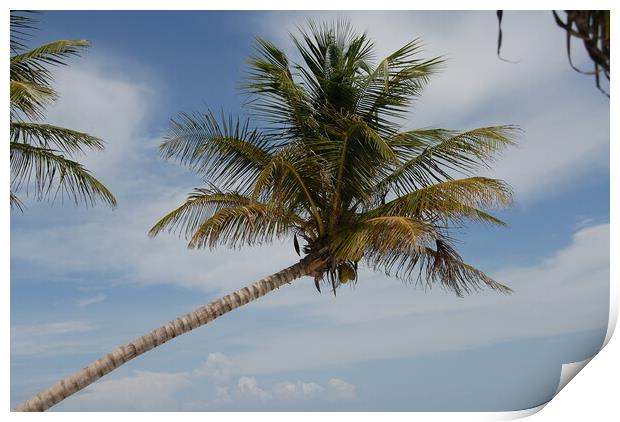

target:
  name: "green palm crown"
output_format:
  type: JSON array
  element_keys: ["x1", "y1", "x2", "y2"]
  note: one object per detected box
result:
[{"x1": 150, "y1": 21, "x2": 517, "y2": 297}]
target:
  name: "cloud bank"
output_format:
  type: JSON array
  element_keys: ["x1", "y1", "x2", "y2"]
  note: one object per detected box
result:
[{"x1": 55, "y1": 352, "x2": 357, "y2": 411}]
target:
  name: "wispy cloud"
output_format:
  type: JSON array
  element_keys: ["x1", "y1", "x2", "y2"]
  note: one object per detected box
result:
[
  {"x1": 273, "y1": 380, "x2": 323, "y2": 401},
  {"x1": 327, "y1": 378, "x2": 357, "y2": 400},
  {"x1": 11, "y1": 321, "x2": 98, "y2": 357},
  {"x1": 76, "y1": 293, "x2": 106, "y2": 307}
]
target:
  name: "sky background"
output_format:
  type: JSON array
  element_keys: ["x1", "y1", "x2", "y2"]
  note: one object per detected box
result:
[{"x1": 10, "y1": 10, "x2": 610, "y2": 411}]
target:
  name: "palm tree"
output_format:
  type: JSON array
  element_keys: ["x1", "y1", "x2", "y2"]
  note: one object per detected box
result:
[
  {"x1": 10, "y1": 12, "x2": 116, "y2": 210},
  {"x1": 15, "y1": 21, "x2": 516, "y2": 411}
]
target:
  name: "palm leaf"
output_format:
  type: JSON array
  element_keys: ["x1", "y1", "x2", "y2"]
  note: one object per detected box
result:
[
  {"x1": 360, "y1": 223, "x2": 510, "y2": 296},
  {"x1": 355, "y1": 41, "x2": 444, "y2": 133},
  {"x1": 331, "y1": 215, "x2": 440, "y2": 263},
  {"x1": 11, "y1": 36, "x2": 90, "y2": 119},
  {"x1": 420, "y1": 240, "x2": 512, "y2": 296},
  {"x1": 9, "y1": 11, "x2": 116, "y2": 213},
  {"x1": 10, "y1": 142, "x2": 116, "y2": 207},
  {"x1": 371, "y1": 177, "x2": 513, "y2": 226},
  {"x1": 10, "y1": 11, "x2": 38, "y2": 54},
  {"x1": 312, "y1": 113, "x2": 396, "y2": 211},
  {"x1": 250, "y1": 151, "x2": 326, "y2": 236},
  {"x1": 188, "y1": 203, "x2": 300, "y2": 249},
  {"x1": 10, "y1": 191, "x2": 25, "y2": 212},
  {"x1": 244, "y1": 38, "x2": 315, "y2": 139},
  {"x1": 161, "y1": 111, "x2": 274, "y2": 193},
  {"x1": 11, "y1": 122, "x2": 104, "y2": 154},
  {"x1": 148, "y1": 187, "x2": 254, "y2": 239},
  {"x1": 381, "y1": 126, "x2": 518, "y2": 194},
  {"x1": 10, "y1": 79, "x2": 57, "y2": 120},
  {"x1": 11, "y1": 39, "x2": 89, "y2": 82}
]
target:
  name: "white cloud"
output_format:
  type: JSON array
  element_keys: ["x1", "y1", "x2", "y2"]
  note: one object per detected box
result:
[
  {"x1": 273, "y1": 380, "x2": 324, "y2": 401},
  {"x1": 12, "y1": 321, "x2": 94, "y2": 337},
  {"x1": 55, "y1": 351, "x2": 356, "y2": 410},
  {"x1": 44, "y1": 56, "x2": 157, "y2": 191},
  {"x1": 485, "y1": 103, "x2": 608, "y2": 202},
  {"x1": 327, "y1": 378, "x2": 357, "y2": 400},
  {"x1": 237, "y1": 376, "x2": 273, "y2": 401},
  {"x1": 194, "y1": 352, "x2": 233, "y2": 383},
  {"x1": 11, "y1": 212, "x2": 298, "y2": 292},
  {"x1": 210, "y1": 386, "x2": 233, "y2": 407},
  {"x1": 76, "y1": 293, "x2": 106, "y2": 307}
]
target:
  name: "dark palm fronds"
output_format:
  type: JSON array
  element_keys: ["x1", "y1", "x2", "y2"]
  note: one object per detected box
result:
[{"x1": 497, "y1": 10, "x2": 610, "y2": 97}]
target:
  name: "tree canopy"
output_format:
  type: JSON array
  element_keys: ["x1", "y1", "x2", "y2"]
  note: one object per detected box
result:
[{"x1": 151, "y1": 20, "x2": 517, "y2": 297}]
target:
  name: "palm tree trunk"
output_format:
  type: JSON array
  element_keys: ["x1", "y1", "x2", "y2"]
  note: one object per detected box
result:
[{"x1": 14, "y1": 253, "x2": 325, "y2": 412}]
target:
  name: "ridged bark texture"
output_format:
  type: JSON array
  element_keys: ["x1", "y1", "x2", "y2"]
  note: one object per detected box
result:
[{"x1": 14, "y1": 254, "x2": 323, "y2": 412}]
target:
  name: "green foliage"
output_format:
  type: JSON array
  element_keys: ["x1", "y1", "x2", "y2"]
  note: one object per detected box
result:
[
  {"x1": 151, "y1": 21, "x2": 517, "y2": 296},
  {"x1": 10, "y1": 11, "x2": 116, "y2": 209}
]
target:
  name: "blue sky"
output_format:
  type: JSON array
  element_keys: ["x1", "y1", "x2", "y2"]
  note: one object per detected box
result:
[{"x1": 10, "y1": 11, "x2": 610, "y2": 411}]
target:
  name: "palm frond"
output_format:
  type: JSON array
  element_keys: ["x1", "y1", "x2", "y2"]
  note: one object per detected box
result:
[
  {"x1": 10, "y1": 79, "x2": 57, "y2": 120},
  {"x1": 9, "y1": 12, "x2": 115, "y2": 212},
  {"x1": 332, "y1": 215, "x2": 440, "y2": 263},
  {"x1": 148, "y1": 187, "x2": 254, "y2": 239},
  {"x1": 382, "y1": 125, "x2": 518, "y2": 194},
  {"x1": 11, "y1": 39, "x2": 89, "y2": 78},
  {"x1": 10, "y1": 36, "x2": 90, "y2": 119},
  {"x1": 10, "y1": 39, "x2": 90, "y2": 109},
  {"x1": 250, "y1": 150, "x2": 326, "y2": 236},
  {"x1": 10, "y1": 142, "x2": 116, "y2": 207},
  {"x1": 10, "y1": 191, "x2": 25, "y2": 212},
  {"x1": 355, "y1": 41, "x2": 444, "y2": 133},
  {"x1": 290, "y1": 20, "x2": 375, "y2": 116},
  {"x1": 313, "y1": 113, "x2": 396, "y2": 210},
  {"x1": 188, "y1": 203, "x2": 300, "y2": 249},
  {"x1": 244, "y1": 38, "x2": 315, "y2": 139},
  {"x1": 371, "y1": 177, "x2": 513, "y2": 226},
  {"x1": 360, "y1": 226, "x2": 510, "y2": 296},
  {"x1": 420, "y1": 240, "x2": 512, "y2": 296},
  {"x1": 161, "y1": 111, "x2": 274, "y2": 193},
  {"x1": 11, "y1": 122, "x2": 104, "y2": 155},
  {"x1": 10, "y1": 11, "x2": 38, "y2": 54}
]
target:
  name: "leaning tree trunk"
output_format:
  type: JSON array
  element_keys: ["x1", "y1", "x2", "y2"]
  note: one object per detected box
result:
[{"x1": 14, "y1": 253, "x2": 324, "y2": 412}]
